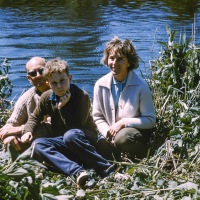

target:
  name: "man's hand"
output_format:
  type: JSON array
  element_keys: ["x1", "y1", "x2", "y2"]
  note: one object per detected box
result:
[
  {"x1": 2, "y1": 136, "x2": 22, "y2": 152},
  {"x1": 58, "y1": 91, "x2": 71, "y2": 109},
  {"x1": 0, "y1": 125, "x2": 22, "y2": 141},
  {"x1": 21, "y1": 132, "x2": 33, "y2": 143}
]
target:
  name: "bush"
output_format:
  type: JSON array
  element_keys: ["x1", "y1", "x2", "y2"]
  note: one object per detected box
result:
[
  {"x1": 149, "y1": 25, "x2": 200, "y2": 159},
  {"x1": 0, "y1": 58, "x2": 13, "y2": 126}
]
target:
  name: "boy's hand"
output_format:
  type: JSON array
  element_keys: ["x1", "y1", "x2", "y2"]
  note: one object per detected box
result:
[
  {"x1": 58, "y1": 91, "x2": 71, "y2": 109},
  {"x1": 21, "y1": 132, "x2": 33, "y2": 143}
]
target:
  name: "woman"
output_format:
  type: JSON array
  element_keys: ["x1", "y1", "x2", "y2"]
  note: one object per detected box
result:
[{"x1": 93, "y1": 36, "x2": 156, "y2": 161}]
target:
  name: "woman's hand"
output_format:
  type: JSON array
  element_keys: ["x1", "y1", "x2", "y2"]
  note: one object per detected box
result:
[{"x1": 108, "y1": 120, "x2": 125, "y2": 143}]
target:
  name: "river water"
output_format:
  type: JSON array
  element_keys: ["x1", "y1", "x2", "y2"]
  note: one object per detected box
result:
[{"x1": 0, "y1": 0, "x2": 200, "y2": 100}]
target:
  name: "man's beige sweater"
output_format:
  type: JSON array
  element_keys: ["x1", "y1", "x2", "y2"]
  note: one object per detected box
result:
[{"x1": 6, "y1": 87, "x2": 41, "y2": 126}]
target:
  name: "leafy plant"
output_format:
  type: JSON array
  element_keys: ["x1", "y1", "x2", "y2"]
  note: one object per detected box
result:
[
  {"x1": 0, "y1": 58, "x2": 13, "y2": 126},
  {"x1": 149, "y1": 25, "x2": 200, "y2": 157}
]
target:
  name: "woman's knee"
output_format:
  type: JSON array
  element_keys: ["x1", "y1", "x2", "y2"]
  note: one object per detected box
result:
[
  {"x1": 114, "y1": 134, "x2": 128, "y2": 147},
  {"x1": 114, "y1": 128, "x2": 141, "y2": 150}
]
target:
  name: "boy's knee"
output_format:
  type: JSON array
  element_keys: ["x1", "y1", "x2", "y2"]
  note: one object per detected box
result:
[
  {"x1": 34, "y1": 138, "x2": 44, "y2": 145},
  {"x1": 33, "y1": 138, "x2": 46, "y2": 152},
  {"x1": 63, "y1": 129, "x2": 83, "y2": 144}
]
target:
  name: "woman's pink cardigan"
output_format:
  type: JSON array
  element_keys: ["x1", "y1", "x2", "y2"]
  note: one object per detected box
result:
[{"x1": 92, "y1": 70, "x2": 156, "y2": 138}]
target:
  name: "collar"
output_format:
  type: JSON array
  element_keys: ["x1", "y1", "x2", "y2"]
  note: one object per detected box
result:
[
  {"x1": 49, "y1": 84, "x2": 74, "y2": 102},
  {"x1": 112, "y1": 75, "x2": 128, "y2": 85},
  {"x1": 49, "y1": 92, "x2": 60, "y2": 102},
  {"x1": 98, "y1": 70, "x2": 140, "y2": 89}
]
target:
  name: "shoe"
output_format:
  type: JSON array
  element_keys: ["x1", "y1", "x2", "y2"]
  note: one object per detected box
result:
[{"x1": 76, "y1": 171, "x2": 91, "y2": 187}]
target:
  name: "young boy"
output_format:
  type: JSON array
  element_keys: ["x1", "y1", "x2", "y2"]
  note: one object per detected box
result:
[{"x1": 21, "y1": 58, "x2": 114, "y2": 187}]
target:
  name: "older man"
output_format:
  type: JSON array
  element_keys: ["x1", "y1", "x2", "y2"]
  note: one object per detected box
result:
[{"x1": 0, "y1": 57, "x2": 52, "y2": 161}]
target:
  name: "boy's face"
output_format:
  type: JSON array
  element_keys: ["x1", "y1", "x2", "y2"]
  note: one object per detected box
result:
[{"x1": 48, "y1": 72, "x2": 72, "y2": 97}]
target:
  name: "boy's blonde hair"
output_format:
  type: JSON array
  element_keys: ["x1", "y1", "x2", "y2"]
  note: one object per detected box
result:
[
  {"x1": 101, "y1": 36, "x2": 139, "y2": 70},
  {"x1": 43, "y1": 58, "x2": 69, "y2": 78}
]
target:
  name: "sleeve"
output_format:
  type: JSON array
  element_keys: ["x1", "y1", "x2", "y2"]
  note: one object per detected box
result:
[
  {"x1": 92, "y1": 83, "x2": 110, "y2": 138},
  {"x1": 24, "y1": 93, "x2": 48, "y2": 134},
  {"x1": 76, "y1": 89, "x2": 91, "y2": 127},
  {"x1": 122, "y1": 82, "x2": 156, "y2": 129},
  {"x1": 6, "y1": 93, "x2": 29, "y2": 126}
]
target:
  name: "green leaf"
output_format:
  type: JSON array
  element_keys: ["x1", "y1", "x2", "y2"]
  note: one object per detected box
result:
[
  {"x1": 42, "y1": 183, "x2": 60, "y2": 195},
  {"x1": 169, "y1": 129, "x2": 181, "y2": 136}
]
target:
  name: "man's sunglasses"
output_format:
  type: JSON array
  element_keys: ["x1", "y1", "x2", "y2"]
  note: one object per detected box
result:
[{"x1": 28, "y1": 68, "x2": 44, "y2": 77}]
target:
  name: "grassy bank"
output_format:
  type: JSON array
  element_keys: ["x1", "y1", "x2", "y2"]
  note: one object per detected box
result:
[{"x1": 0, "y1": 26, "x2": 200, "y2": 199}]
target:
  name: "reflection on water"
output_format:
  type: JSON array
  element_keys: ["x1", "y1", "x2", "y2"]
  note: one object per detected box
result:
[
  {"x1": 163, "y1": 0, "x2": 199, "y2": 20},
  {"x1": 0, "y1": 0, "x2": 199, "y2": 99}
]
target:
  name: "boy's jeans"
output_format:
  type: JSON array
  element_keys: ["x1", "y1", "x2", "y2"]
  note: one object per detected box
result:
[{"x1": 33, "y1": 129, "x2": 113, "y2": 178}]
